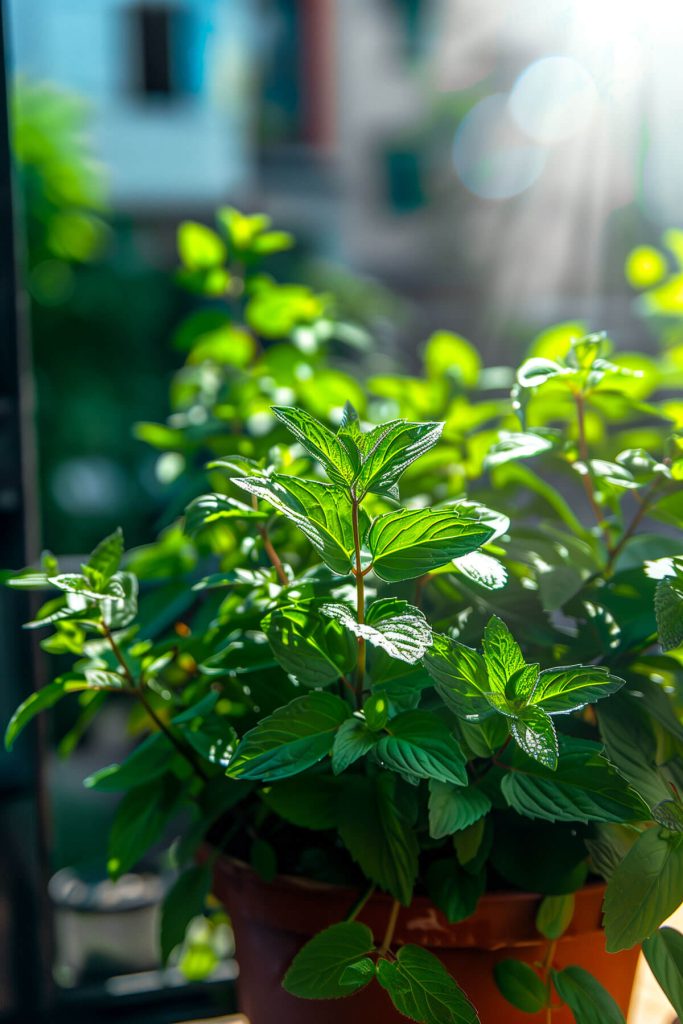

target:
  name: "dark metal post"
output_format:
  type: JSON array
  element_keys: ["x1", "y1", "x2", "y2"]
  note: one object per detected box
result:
[{"x1": 0, "y1": 0, "x2": 51, "y2": 1019}]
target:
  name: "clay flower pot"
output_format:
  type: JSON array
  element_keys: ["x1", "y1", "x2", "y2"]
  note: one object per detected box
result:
[{"x1": 207, "y1": 853, "x2": 641, "y2": 1024}]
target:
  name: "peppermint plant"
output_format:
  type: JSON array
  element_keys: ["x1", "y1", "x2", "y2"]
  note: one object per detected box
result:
[{"x1": 6, "y1": 207, "x2": 683, "y2": 1021}]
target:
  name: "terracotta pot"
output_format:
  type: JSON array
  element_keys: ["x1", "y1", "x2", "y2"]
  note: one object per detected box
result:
[{"x1": 207, "y1": 853, "x2": 640, "y2": 1024}]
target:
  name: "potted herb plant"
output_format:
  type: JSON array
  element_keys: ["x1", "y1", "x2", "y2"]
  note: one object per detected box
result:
[{"x1": 6, "y1": 211, "x2": 683, "y2": 1024}]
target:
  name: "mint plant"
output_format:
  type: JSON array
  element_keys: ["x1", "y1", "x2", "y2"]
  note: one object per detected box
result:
[{"x1": 6, "y1": 209, "x2": 683, "y2": 1022}]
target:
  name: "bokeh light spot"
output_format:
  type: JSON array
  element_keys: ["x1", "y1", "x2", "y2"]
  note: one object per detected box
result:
[
  {"x1": 453, "y1": 94, "x2": 546, "y2": 200},
  {"x1": 509, "y1": 57, "x2": 598, "y2": 144}
]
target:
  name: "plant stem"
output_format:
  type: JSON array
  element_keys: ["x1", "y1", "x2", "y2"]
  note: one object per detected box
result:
[
  {"x1": 101, "y1": 622, "x2": 209, "y2": 783},
  {"x1": 351, "y1": 497, "x2": 366, "y2": 707},
  {"x1": 346, "y1": 882, "x2": 376, "y2": 922},
  {"x1": 250, "y1": 494, "x2": 288, "y2": 586},
  {"x1": 379, "y1": 899, "x2": 401, "y2": 957},
  {"x1": 574, "y1": 391, "x2": 610, "y2": 546},
  {"x1": 603, "y1": 476, "x2": 663, "y2": 575},
  {"x1": 542, "y1": 938, "x2": 558, "y2": 1023}
]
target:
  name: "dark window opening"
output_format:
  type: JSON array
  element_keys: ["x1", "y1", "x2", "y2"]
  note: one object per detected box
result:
[{"x1": 130, "y1": 3, "x2": 195, "y2": 99}]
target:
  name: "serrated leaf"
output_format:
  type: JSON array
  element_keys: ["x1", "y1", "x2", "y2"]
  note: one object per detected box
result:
[
  {"x1": 226, "y1": 692, "x2": 350, "y2": 781},
  {"x1": 653, "y1": 800, "x2": 683, "y2": 832},
  {"x1": 482, "y1": 615, "x2": 525, "y2": 694},
  {"x1": 428, "y1": 781, "x2": 492, "y2": 839},
  {"x1": 4, "y1": 676, "x2": 90, "y2": 750},
  {"x1": 453, "y1": 551, "x2": 508, "y2": 590},
  {"x1": 536, "y1": 893, "x2": 575, "y2": 939},
  {"x1": 332, "y1": 717, "x2": 377, "y2": 773},
  {"x1": 272, "y1": 406, "x2": 357, "y2": 486},
  {"x1": 551, "y1": 966, "x2": 625, "y2": 1024},
  {"x1": 426, "y1": 858, "x2": 485, "y2": 924},
  {"x1": 321, "y1": 600, "x2": 431, "y2": 664},
  {"x1": 423, "y1": 633, "x2": 492, "y2": 721},
  {"x1": 603, "y1": 827, "x2": 683, "y2": 952},
  {"x1": 369, "y1": 508, "x2": 493, "y2": 583},
  {"x1": 642, "y1": 927, "x2": 683, "y2": 1020},
  {"x1": 160, "y1": 865, "x2": 211, "y2": 963},
  {"x1": 282, "y1": 922, "x2": 376, "y2": 999},
  {"x1": 352, "y1": 419, "x2": 444, "y2": 499},
  {"x1": 376, "y1": 945, "x2": 478, "y2": 1024},
  {"x1": 493, "y1": 959, "x2": 547, "y2": 1013},
  {"x1": 375, "y1": 711, "x2": 468, "y2": 786},
  {"x1": 233, "y1": 474, "x2": 363, "y2": 575},
  {"x1": 500, "y1": 738, "x2": 647, "y2": 823},
  {"x1": 656, "y1": 577, "x2": 683, "y2": 651},
  {"x1": 337, "y1": 774, "x2": 418, "y2": 905},
  {"x1": 510, "y1": 706, "x2": 558, "y2": 770},
  {"x1": 102, "y1": 571, "x2": 138, "y2": 628},
  {"x1": 598, "y1": 698, "x2": 673, "y2": 810},
  {"x1": 261, "y1": 776, "x2": 339, "y2": 830},
  {"x1": 263, "y1": 601, "x2": 356, "y2": 687},
  {"x1": 529, "y1": 665, "x2": 624, "y2": 714}
]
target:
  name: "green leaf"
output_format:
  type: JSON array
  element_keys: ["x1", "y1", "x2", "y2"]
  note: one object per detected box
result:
[
  {"x1": 424, "y1": 330, "x2": 480, "y2": 387},
  {"x1": 656, "y1": 577, "x2": 683, "y2": 651},
  {"x1": 364, "y1": 693, "x2": 390, "y2": 731},
  {"x1": 108, "y1": 776, "x2": 182, "y2": 880},
  {"x1": 653, "y1": 800, "x2": 683, "y2": 832},
  {"x1": 453, "y1": 551, "x2": 508, "y2": 590},
  {"x1": 160, "y1": 865, "x2": 211, "y2": 963},
  {"x1": 517, "y1": 356, "x2": 572, "y2": 388},
  {"x1": 263, "y1": 601, "x2": 356, "y2": 687},
  {"x1": 251, "y1": 837, "x2": 277, "y2": 881},
  {"x1": 283, "y1": 922, "x2": 376, "y2": 999},
  {"x1": 271, "y1": 406, "x2": 356, "y2": 486},
  {"x1": 453, "y1": 818, "x2": 488, "y2": 869},
  {"x1": 337, "y1": 774, "x2": 418, "y2": 905},
  {"x1": 369, "y1": 507, "x2": 493, "y2": 583},
  {"x1": 536, "y1": 894, "x2": 575, "y2": 940},
  {"x1": 85, "y1": 528, "x2": 124, "y2": 583},
  {"x1": 551, "y1": 966, "x2": 625, "y2": 1024},
  {"x1": 500, "y1": 738, "x2": 647, "y2": 823},
  {"x1": 185, "y1": 493, "x2": 266, "y2": 534},
  {"x1": 598, "y1": 698, "x2": 673, "y2": 810},
  {"x1": 5, "y1": 677, "x2": 90, "y2": 750},
  {"x1": 375, "y1": 711, "x2": 468, "y2": 786},
  {"x1": 102, "y1": 571, "x2": 138, "y2": 628},
  {"x1": 376, "y1": 945, "x2": 478, "y2": 1024},
  {"x1": 493, "y1": 960, "x2": 547, "y2": 1014},
  {"x1": 332, "y1": 718, "x2": 377, "y2": 774},
  {"x1": 322, "y1": 599, "x2": 432, "y2": 665},
  {"x1": 428, "y1": 781, "x2": 492, "y2": 839},
  {"x1": 261, "y1": 776, "x2": 339, "y2": 830},
  {"x1": 603, "y1": 827, "x2": 683, "y2": 952},
  {"x1": 426, "y1": 858, "x2": 485, "y2": 924},
  {"x1": 233, "y1": 474, "x2": 362, "y2": 575},
  {"x1": 510, "y1": 706, "x2": 558, "y2": 770},
  {"x1": 485, "y1": 431, "x2": 554, "y2": 468},
  {"x1": 529, "y1": 665, "x2": 624, "y2": 714},
  {"x1": 423, "y1": 633, "x2": 492, "y2": 721},
  {"x1": 178, "y1": 221, "x2": 226, "y2": 270},
  {"x1": 226, "y1": 692, "x2": 350, "y2": 781},
  {"x1": 642, "y1": 927, "x2": 683, "y2": 1020},
  {"x1": 352, "y1": 419, "x2": 444, "y2": 499},
  {"x1": 482, "y1": 615, "x2": 525, "y2": 694},
  {"x1": 84, "y1": 732, "x2": 172, "y2": 791}
]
